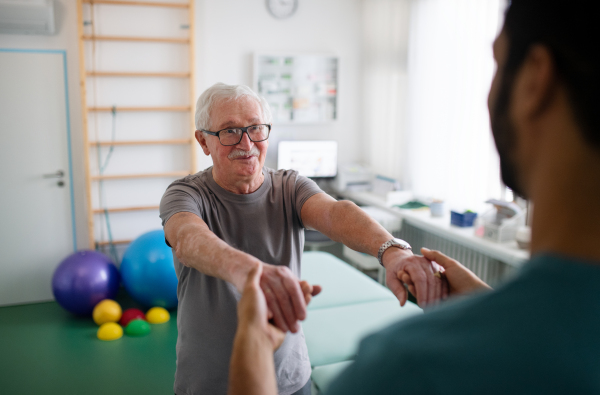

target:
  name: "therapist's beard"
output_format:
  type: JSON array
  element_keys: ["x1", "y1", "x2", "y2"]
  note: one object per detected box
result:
[
  {"x1": 228, "y1": 146, "x2": 261, "y2": 160},
  {"x1": 490, "y1": 70, "x2": 527, "y2": 199}
]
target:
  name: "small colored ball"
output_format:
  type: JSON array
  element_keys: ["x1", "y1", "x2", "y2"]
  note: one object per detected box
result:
[
  {"x1": 93, "y1": 299, "x2": 122, "y2": 325},
  {"x1": 120, "y1": 308, "x2": 146, "y2": 327},
  {"x1": 146, "y1": 307, "x2": 170, "y2": 324},
  {"x1": 97, "y1": 322, "x2": 123, "y2": 341},
  {"x1": 125, "y1": 319, "x2": 151, "y2": 337}
]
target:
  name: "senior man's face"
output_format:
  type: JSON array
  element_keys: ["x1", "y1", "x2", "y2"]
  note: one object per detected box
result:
[{"x1": 198, "y1": 96, "x2": 268, "y2": 181}]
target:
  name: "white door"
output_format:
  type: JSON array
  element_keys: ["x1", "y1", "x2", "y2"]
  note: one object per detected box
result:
[{"x1": 0, "y1": 50, "x2": 76, "y2": 306}]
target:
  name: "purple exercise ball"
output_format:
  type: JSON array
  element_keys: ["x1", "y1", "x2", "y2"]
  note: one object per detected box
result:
[{"x1": 52, "y1": 250, "x2": 120, "y2": 316}]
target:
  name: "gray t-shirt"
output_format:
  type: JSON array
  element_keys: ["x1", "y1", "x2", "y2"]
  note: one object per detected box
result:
[{"x1": 159, "y1": 166, "x2": 323, "y2": 395}]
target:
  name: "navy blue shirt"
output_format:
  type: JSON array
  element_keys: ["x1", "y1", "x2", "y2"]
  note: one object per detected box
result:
[{"x1": 325, "y1": 254, "x2": 600, "y2": 394}]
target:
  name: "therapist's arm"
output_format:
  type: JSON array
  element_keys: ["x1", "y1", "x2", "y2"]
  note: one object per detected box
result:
[
  {"x1": 229, "y1": 266, "x2": 320, "y2": 395},
  {"x1": 228, "y1": 265, "x2": 283, "y2": 395}
]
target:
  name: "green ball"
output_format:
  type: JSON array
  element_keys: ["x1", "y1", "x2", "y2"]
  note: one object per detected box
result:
[{"x1": 125, "y1": 319, "x2": 151, "y2": 337}]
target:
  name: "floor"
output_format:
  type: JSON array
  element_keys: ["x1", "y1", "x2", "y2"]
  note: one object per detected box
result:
[
  {"x1": 0, "y1": 291, "x2": 178, "y2": 394},
  {"x1": 0, "y1": 245, "x2": 404, "y2": 394}
]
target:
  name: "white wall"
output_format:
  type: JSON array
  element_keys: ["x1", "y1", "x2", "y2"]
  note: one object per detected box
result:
[
  {"x1": 0, "y1": 0, "x2": 367, "y2": 251},
  {"x1": 194, "y1": 0, "x2": 365, "y2": 170},
  {"x1": 0, "y1": 0, "x2": 88, "y2": 249}
]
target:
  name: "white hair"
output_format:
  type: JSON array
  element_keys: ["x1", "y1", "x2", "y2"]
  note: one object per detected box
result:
[{"x1": 194, "y1": 82, "x2": 273, "y2": 131}]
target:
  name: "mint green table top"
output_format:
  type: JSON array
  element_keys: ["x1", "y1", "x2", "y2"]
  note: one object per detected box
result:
[
  {"x1": 311, "y1": 361, "x2": 354, "y2": 392},
  {"x1": 303, "y1": 299, "x2": 422, "y2": 367},
  {"x1": 301, "y1": 251, "x2": 396, "y2": 310}
]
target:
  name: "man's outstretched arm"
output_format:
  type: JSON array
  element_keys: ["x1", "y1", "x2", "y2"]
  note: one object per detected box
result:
[
  {"x1": 301, "y1": 193, "x2": 447, "y2": 307},
  {"x1": 165, "y1": 212, "x2": 319, "y2": 333}
]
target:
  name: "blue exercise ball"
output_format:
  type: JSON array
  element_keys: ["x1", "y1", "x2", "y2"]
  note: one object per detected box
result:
[
  {"x1": 52, "y1": 250, "x2": 120, "y2": 316},
  {"x1": 120, "y1": 230, "x2": 178, "y2": 309}
]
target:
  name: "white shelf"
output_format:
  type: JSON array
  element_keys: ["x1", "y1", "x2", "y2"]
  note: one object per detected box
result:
[{"x1": 337, "y1": 190, "x2": 529, "y2": 267}]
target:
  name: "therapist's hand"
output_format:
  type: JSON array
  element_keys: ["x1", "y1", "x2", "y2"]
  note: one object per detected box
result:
[
  {"x1": 237, "y1": 265, "x2": 286, "y2": 351},
  {"x1": 229, "y1": 265, "x2": 283, "y2": 395},
  {"x1": 398, "y1": 248, "x2": 491, "y2": 298},
  {"x1": 382, "y1": 248, "x2": 448, "y2": 308},
  {"x1": 260, "y1": 263, "x2": 321, "y2": 333}
]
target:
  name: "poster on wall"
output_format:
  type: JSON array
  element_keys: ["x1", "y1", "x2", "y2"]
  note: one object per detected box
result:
[{"x1": 254, "y1": 53, "x2": 338, "y2": 124}]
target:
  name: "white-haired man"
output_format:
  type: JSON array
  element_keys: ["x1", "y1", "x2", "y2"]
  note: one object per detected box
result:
[{"x1": 160, "y1": 83, "x2": 445, "y2": 395}]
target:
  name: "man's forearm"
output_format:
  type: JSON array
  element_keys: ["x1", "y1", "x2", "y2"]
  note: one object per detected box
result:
[
  {"x1": 321, "y1": 200, "x2": 396, "y2": 257},
  {"x1": 228, "y1": 328, "x2": 278, "y2": 395},
  {"x1": 167, "y1": 213, "x2": 260, "y2": 290}
]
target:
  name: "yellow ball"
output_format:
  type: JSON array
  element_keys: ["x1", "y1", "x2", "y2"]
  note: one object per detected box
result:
[
  {"x1": 146, "y1": 307, "x2": 170, "y2": 324},
  {"x1": 93, "y1": 299, "x2": 122, "y2": 325},
  {"x1": 97, "y1": 322, "x2": 123, "y2": 341}
]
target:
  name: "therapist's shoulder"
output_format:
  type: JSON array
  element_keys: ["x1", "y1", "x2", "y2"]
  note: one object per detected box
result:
[
  {"x1": 325, "y1": 273, "x2": 576, "y2": 395},
  {"x1": 322, "y1": 294, "x2": 497, "y2": 393}
]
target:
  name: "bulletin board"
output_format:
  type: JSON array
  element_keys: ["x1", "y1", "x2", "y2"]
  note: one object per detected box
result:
[{"x1": 254, "y1": 53, "x2": 338, "y2": 124}]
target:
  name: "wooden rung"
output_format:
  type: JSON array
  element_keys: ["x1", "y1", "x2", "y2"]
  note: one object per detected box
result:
[
  {"x1": 86, "y1": 71, "x2": 190, "y2": 78},
  {"x1": 89, "y1": 139, "x2": 192, "y2": 146},
  {"x1": 82, "y1": 0, "x2": 189, "y2": 8},
  {"x1": 87, "y1": 106, "x2": 190, "y2": 112},
  {"x1": 82, "y1": 35, "x2": 189, "y2": 44},
  {"x1": 92, "y1": 171, "x2": 189, "y2": 180},
  {"x1": 93, "y1": 205, "x2": 159, "y2": 214},
  {"x1": 96, "y1": 239, "x2": 132, "y2": 247}
]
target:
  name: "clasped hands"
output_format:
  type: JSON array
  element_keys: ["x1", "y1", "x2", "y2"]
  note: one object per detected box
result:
[
  {"x1": 259, "y1": 263, "x2": 321, "y2": 334},
  {"x1": 247, "y1": 248, "x2": 491, "y2": 337}
]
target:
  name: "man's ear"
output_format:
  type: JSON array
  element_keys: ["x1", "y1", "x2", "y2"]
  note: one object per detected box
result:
[
  {"x1": 511, "y1": 44, "x2": 557, "y2": 123},
  {"x1": 195, "y1": 130, "x2": 211, "y2": 156}
]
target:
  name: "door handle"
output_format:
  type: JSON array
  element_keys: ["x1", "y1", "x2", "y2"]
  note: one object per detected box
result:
[{"x1": 43, "y1": 170, "x2": 64, "y2": 179}]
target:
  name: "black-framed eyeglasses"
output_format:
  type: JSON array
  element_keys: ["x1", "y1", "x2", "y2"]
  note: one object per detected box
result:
[{"x1": 201, "y1": 124, "x2": 271, "y2": 146}]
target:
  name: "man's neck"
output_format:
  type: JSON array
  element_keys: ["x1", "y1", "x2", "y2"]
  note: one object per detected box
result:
[
  {"x1": 529, "y1": 137, "x2": 600, "y2": 263},
  {"x1": 212, "y1": 167, "x2": 265, "y2": 195}
]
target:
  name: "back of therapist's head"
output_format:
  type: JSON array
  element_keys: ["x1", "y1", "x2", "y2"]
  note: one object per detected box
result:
[{"x1": 502, "y1": 0, "x2": 599, "y2": 149}]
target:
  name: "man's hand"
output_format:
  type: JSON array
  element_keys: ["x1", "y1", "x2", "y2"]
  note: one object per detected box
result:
[
  {"x1": 398, "y1": 248, "x2": 491, "y2": 300},
  {"x1": 260, "y1": 264, "x2": 321, "y2": 333},
  {"x1": 382, "y1": 247, "x2": 448, "y2": 308}
]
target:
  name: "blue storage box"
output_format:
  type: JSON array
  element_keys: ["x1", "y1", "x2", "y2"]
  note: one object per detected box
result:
[{"x1": 451, "y1": 211, "x2": 478, "y2": 227}]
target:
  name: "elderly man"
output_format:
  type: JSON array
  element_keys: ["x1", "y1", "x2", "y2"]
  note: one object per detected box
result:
[
  {"x1": 228, "y1": 0, "x2": 600, "y2": 393},
  {"x1": 159, "y1": 83, "x2": 444, "y2": 395}
]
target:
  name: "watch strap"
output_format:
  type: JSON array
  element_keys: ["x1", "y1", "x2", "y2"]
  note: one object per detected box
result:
[{"x1": 377, "y1": 238, "x2": 412, "y2": 266}]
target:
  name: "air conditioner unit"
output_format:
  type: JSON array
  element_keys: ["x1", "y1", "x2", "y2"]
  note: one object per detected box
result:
[{"x1": 0, "y1": 0, "x2": 55, "y2": 35}]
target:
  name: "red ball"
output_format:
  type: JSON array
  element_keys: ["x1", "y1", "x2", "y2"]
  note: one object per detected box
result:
[{"x1": 120, "y1": 308, "x2": 146, "y2": 327}]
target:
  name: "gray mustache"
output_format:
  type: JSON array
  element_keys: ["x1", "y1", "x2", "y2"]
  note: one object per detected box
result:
[{"x1": 228, "y1": 147, "x2": 260, "y2": 159}]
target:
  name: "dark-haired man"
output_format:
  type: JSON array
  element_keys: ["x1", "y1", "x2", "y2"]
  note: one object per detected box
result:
[{"x1": 227, "y1": 0, "x2": 600, "y2": 393}]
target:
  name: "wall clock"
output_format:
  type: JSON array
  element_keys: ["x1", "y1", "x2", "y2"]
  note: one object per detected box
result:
[{"x1": 266, "y1": 0, "x2": 298, "y2": 19}]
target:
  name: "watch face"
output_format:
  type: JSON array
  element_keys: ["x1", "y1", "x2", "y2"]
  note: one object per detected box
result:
[
  {"x1": 393, "y1": 238, "x2": 411, "y2": 249},
  {"x1": 266, "y1": 0, "x2": 298, "y2": 19}
]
